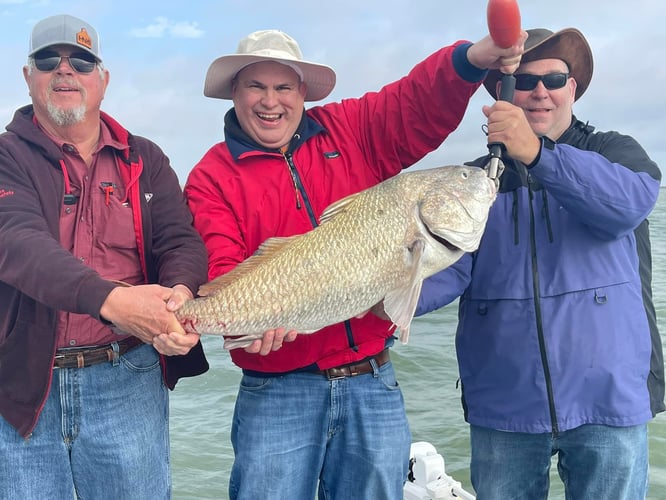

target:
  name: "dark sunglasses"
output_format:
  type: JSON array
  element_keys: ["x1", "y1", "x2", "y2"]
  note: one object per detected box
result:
[
  {"x1": 514, "y1": 72, "x2": 569, "y2": 91},
  {"x1": 32, "y1": 50, "x2": 98, "y2": 74}
]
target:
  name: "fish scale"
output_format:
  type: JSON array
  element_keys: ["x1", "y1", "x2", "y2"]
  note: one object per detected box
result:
[{"x1": 176, "y1": 165, "x2": 497, "y2": 349}]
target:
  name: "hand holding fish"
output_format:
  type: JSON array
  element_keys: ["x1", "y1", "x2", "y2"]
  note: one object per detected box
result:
[
  {"x1": 104, "y1": 281, "x2": 297, "y2": 355},
  {"x1": 242, "y1": 328, "x2": 299, "y2": 355},
  {"x1": 160, "y1": 284, "x2": 298, "y2": 355},
  {"x1": 100, "y1": 283, "x2": 188, "y2": 345},
  {"x1": 152, "y1": 284, "x2": 202, "y2": 356}
]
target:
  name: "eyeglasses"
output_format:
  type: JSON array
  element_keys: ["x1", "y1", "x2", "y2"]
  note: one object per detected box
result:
[
  {"x1": 514, "y1": 72, "x2": 569, "y2": 91},
  {"x1": 32, "y1": 50, "x2": 98, "y2": 74}
]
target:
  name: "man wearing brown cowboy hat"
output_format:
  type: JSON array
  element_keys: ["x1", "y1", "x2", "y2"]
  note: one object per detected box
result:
[
  {"x1": 184, "y1": 27, "x2": 526, "y2": 499},
  {"x1": 418, "y1": 27, "x2": 664, "y2": 499}
]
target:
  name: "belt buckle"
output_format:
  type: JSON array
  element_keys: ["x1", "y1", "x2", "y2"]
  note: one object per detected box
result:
[{"x1": 324, "y1": 368, "x2": 346, "y2": 381}]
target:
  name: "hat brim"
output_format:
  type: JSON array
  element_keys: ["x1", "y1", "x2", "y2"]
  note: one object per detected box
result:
[
  {"x1": 204, "y1": 54, "x2": 336, "y2": 102},
  {"x1": 483, "y1": 28, "x2": 593, "y2": 101},
  {"x1": 29, "y1": 42, "x2": 101, "y2": 62}
]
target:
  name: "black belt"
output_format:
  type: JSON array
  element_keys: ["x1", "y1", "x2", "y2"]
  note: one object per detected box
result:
[
  {"x1": 53, "y1": 337, "x2": 144, "y2": 369},
  {"x1": 316, "y1": 349, "x2": 390, "y2": 380}
]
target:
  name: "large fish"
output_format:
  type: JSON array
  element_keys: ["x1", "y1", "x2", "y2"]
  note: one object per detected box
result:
[{"x1": 177, "y1": 165, "x2": 496, "y2": 349}]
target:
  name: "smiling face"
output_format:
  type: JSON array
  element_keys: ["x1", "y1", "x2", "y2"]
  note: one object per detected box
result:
[
  {"x1": 512, "y1": 58, "x2": 576, "y2": 141},
  {"x1": 23, "y1": 44, "x2": 108, "y2": 130},
  {"x1": 231, "y1": 61, "x2": 307, "y2": 150}
]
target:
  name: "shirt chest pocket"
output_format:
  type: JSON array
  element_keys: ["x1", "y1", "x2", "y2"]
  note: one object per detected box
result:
[{"x1": 93, "y1": 193, "x2": 138, "y2": 251}]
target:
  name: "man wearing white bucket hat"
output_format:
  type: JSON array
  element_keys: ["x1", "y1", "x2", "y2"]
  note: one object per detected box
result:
[{"x1": 185, "y1": 28, "x2": 526, "y2": 499}]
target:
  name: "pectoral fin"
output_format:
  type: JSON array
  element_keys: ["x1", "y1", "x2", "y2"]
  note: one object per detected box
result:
[{"x1": 382, "y1": 238, "x2": 426, "y2": 344}]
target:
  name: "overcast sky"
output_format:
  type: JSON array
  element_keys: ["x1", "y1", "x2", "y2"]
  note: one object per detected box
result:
[{"x1": 0, "y1": 0, "x2": 664, "y2": 184}]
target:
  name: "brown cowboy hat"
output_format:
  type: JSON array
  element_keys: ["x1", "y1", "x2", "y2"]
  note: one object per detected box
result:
[{"x1": 484, "y1": 27, "x2": 593, "y2": 101}]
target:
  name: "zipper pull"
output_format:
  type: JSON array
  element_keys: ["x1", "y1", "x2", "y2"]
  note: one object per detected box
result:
[{"x1": 281, "y1": 148, "x2": 301, "y2": 210}]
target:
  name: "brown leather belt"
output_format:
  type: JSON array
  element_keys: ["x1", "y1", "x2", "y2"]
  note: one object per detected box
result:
[
  {"x1": 53, "y1": 337, "x2": 144, "y2": 369},
  {"x1": 316, "y1": 349, "x2": 390, "y2": 380}
]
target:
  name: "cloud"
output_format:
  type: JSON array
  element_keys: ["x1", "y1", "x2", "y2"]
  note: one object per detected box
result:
[
  {"x1": 129, "y1": 16, "x2": 204, "y2": 39},
  {"x1": 0, "y1": 0, "x2": 662, "y2": 184}
]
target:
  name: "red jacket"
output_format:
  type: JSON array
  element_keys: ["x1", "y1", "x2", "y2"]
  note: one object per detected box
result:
[
  {"x1": 185, "y1": 41, "x2": 483, "y2": 372},
  {"x1": 0, "y1": 106, "x2": 209, "y2": 437}
]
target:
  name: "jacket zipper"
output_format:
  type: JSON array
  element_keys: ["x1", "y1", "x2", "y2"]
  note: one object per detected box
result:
[
  {"x1": 527, "y1": 173, "x2": 559, "y2": 434},
  {"x1": 282, "y1": 151, "x2": 318, "y2": 224},
  {"x1": 281, "y1": 150, "x2": 357, "y2": 350}
]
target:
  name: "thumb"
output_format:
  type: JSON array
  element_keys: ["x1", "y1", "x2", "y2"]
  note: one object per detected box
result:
[{"x1": 166, "y1": 285, "x2": 194, "y2": 311}]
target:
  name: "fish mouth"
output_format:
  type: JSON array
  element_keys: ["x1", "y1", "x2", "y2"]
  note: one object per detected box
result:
[{"x1": 426, "y1": 227, "x2": 461, "y2": 252}]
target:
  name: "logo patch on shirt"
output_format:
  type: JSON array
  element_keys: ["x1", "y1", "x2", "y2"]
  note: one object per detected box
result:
[
  {"x1": 0, "y1": 188, "x2": 15, "y2": 199},
  {"x1": 323, "y1": 151, "x2": 340, "y2": 159},
  {"x1": 144, "y1": 193, "x2": 153, "y2": 203}
]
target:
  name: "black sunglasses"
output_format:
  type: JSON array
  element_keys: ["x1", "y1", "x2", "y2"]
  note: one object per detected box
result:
[
  {"x1": 32, "y1": 50, "x2": 98, "y2": 74},
  {"x1": 514, "y1": 72, "x2": 569, "y2": 91}
]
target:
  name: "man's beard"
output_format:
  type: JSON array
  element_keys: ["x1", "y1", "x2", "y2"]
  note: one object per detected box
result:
[
  {"x1": 46, "y1": 101, "x2": 87, "y2": 126},
  {"x1": 46, "y1": 80, "x2": 88, "y2": 126}
]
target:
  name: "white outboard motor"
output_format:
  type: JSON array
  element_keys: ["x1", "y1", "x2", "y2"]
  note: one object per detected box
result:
[{"x1": 403, "y1": 442, "x2": 476, "y2": 500}]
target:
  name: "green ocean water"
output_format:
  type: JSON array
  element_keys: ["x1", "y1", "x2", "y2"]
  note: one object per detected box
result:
[{"x1": 169, "y1": 191, "x2": 666, "y2": 500}]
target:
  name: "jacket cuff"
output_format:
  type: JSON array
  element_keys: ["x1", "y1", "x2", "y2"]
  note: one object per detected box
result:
[
  {"x1": 527, "y1": 136, "x2": 556, "y2": 169},
  {"x1": 452, "y1": 42, "x2": 489, "y2": 83}
]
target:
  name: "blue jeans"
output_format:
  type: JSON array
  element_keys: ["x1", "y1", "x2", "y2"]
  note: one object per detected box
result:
[
  {"x1": 470, "y1": 423, "x2": 649, "y2": 500},
  {"x1": 0, "y1": 343, "x2": 170, "y2": 500},
  {"x1": 229, "y1": 359, "x2": 411, "y2": 500}
]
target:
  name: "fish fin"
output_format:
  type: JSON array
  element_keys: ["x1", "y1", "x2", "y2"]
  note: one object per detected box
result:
[
  {"x1": 382, "y1": 239, "x2": 426, "y2": 344},
  {"x1": 253, "y1": 236, "x2": 296, "y2": 256},
  {"x1": 383, "y1": 280, "x2": 423, "y2": 344},
  {"x1": 222, "y1": 336, "x2": 257, "y2": 350},
  {"x1": 318, "y1": 192, "x2": 361, "y2": 224},
  {"x1": 198, "y1": 236, "x2": 297, "y2": 297}
]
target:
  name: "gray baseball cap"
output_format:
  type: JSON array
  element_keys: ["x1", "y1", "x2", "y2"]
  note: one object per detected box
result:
[{"x1": 28, "y1": 14, "x2": 102, "y2": 61}]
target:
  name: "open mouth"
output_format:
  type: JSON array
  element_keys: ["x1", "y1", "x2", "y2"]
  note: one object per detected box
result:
[
  {"x1": 426, "y1": 226, "x2": 460, "y2": 251},
  {"x1": 257, "y1": 112, "x2": 282, "y2": 122}
]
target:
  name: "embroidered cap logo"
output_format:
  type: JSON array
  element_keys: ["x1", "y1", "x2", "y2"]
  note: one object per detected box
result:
[{"x1": 76, "y1": 28, "x2": 92, "y2": 50}]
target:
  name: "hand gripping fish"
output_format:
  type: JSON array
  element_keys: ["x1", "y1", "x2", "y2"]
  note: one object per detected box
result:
[{"x1": 176, "y1": 165, "x2": 497, "y2": 349}]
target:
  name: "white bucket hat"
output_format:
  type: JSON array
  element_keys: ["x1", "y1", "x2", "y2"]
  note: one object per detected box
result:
[{"x1": 203, "y1": 30, "x2": 336, "y2": 102}]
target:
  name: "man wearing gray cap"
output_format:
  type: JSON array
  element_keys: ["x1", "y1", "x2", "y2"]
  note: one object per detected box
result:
[
  {"x1": 418, "y1": 27, "x2": 663, "y2": 499},
  {"x1": 185, "y1": 27, "x2": 526, "y2": 499},
  {"x1": 0, "y1": 14, "x2": 210, "y2": 499}
]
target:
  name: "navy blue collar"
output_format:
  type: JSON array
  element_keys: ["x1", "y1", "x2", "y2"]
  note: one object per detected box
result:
[{"x1": 224, "y1": 108, "x2": 326, "y2": 161}]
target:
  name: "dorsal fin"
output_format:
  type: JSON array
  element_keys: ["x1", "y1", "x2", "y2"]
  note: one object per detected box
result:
[
  {"x1": 318, "y1": 191, "x2": 360, "y2": 224},
  {"x1": 197, "y1": 236, "x2": 297, "y2": 297}
]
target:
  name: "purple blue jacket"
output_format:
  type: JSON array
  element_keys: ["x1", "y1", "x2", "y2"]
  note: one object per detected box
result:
[{"x1": 418, "y1": 116, "x2": 664, "y2": 433}]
